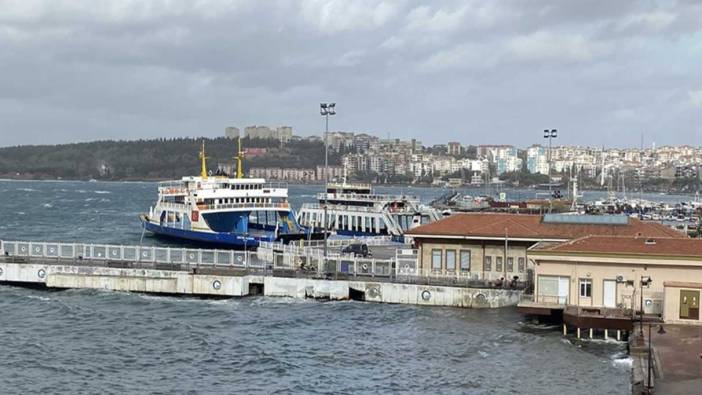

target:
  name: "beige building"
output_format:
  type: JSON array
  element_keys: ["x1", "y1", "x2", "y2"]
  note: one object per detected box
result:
[
  {"x1": 405, "y1": 213, "x2": 684, "y2": 281},
  {"x1": 523, "y1": 236, "x2": 702, "y2": 329}
]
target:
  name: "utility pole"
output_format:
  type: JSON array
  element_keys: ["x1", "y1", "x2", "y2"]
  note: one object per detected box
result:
[
  {"x1": 320, "y1": 103, "x2": 336, "y2": 270},
  {"x1": 544, "y1": 129, "x2": 557, "y2": 212}
]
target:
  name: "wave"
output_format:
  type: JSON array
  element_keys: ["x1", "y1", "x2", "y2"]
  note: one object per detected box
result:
[
  {"x1": 612, "y1": 356, "x2": 632, "y2": 368},
  {"x1": 17, "y1": 188, "x2": 37, "y2": 192},
  {"x1": 94, "y1": 191, "x2": 111, "y2": 194},
  {"x1": 43, "y1": 203, "x2": 53, "y2": 208}
]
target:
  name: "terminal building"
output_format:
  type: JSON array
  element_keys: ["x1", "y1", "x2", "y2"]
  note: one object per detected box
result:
[
  {"x1": 523, "y1": 236, "x2": 702, "y2": 331},
  {"x1": 405, "y1": 213, "x2": 684, "y2": 281}
]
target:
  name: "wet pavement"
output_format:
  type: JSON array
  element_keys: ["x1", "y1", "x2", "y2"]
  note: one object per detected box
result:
[{"x1": 651, "y1": 324, "x2": 702, "y2": 393}]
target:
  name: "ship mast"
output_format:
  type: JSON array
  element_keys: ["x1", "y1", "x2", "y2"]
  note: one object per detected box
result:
[
  {"x1": 199, "y1": 140, "x2": 208, "y2": 179},
  {"x1": 235, "y1": 136, "x2": 245, "y2": 179}
]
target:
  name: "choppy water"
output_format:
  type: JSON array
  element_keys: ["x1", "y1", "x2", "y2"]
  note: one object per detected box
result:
[{"x1": 0, "y1": 180, "x2": 640, "y2": 394}]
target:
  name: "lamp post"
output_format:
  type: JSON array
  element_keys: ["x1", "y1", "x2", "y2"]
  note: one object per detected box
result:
[
  {"x1": 543, "y1": 129, "x2": 557, "y2": 210},
  {"x1": 640, "y1": 276, "x2": 652, "y2": 339},
  {"x1": 320, "y1": 103, "x2": 336, "y2": 272}
]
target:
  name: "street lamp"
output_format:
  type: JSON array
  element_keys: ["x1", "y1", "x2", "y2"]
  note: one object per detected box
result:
[
  {"x1": 544, "y1": 129, "x2": 557, "y2": 212},
  {"x1": 320, "y1": 103, "x2": 336, "y2": 272}
]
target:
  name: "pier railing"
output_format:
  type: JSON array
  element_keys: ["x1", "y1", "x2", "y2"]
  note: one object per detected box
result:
[
  {"x1": 0, "y1": 239, "x2": 527, "y2": 289},
  {"x1": 0, "y1": 240, "x2": 262, "y2": 269}
]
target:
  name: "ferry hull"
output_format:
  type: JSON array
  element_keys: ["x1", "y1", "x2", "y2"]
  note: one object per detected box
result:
[{"x1": 140, "y1": 216, "x2": 269, "y2": 248}]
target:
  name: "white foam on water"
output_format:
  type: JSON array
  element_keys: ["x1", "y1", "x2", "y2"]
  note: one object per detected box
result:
[
  {"x1": 478, "y1": 351, "x2": 489, "y2": 358},
  {"x1": 94, "y1": 190, "x2": 111, "y2": 194},
  {"x1": 43, "y1": 203, "x2": 53, "y2": 208},
  {"x1": 17, "y1": 188, "x2": 36, "y2": 192},
  {"x1": 612, "y1": 356, "x2": 632, "y2": 368},
  {"x1": 27, "y1": 295, "x2": 51, "y2": 302},
  {"x1": 17, "y1": 211, "x2": 26, "y2": 215}
]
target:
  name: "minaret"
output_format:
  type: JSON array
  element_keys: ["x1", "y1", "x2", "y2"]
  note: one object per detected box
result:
[{"x1": 199, "y1": 140, "x2": 208, "y2": 179}]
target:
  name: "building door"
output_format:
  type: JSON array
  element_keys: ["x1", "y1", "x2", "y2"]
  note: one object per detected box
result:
[
  {"x1": 680, "y1": 290, "x2": 700, "y2": 320},
  {"x1": 603, "y1": 280, "x2": 616, "y2": 308}
]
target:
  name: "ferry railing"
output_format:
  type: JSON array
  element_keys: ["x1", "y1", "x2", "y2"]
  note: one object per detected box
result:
[
  {"x1": 200, "y1": 202, "x2": 290, "y2": 211},
  {"x1": 318, "y1": 192, "x2": 420, "y2": 203}
]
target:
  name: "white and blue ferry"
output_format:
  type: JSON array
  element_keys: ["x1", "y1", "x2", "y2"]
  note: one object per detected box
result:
[
  {"x1": 140, "y1": 141, "x2": 307, "y2": 248},
  {"x1": 296, "y1": 181, "x2": 440, "y2": 240}
]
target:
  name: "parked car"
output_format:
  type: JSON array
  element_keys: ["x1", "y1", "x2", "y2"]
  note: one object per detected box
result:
[{"x1": 342, "y1": 243, "x2": 372, "y2": 258}]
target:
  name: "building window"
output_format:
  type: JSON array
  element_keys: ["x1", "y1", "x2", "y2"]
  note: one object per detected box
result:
[
  {"x1": 484, "y1": 256, "x2": 492, "y2": 271},
  {"x1": 460, "y1": 250, "x2": 471, "y2": 272},
  {"x1": 446, "y1": 250, "x2": 456, "y2": 271},
  {"x1": 496, "y1": 257, "x2": 503, "y2": 272},
  {"x1": 579, "y1": 279, "x2": 592, "y2": 298},
  {"x1": 518, "y1": 257, "x2": 525, "y2": 273},
  {"x1": 432, "y1": 249, "x2": 442, "y2": 270},
  {"x1": 507, "y1": 257, "x2": 514, "y2": 272}
]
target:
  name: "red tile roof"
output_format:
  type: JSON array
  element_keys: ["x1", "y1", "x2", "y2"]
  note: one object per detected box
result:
[
  {"x1": 532, "y1": 235, "x2": 702, "y2": 258},
  {"x1": 406, "y1": 213, "x2": 685, "y2": 240}
]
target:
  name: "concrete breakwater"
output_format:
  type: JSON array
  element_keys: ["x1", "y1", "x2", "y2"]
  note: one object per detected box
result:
[{"x1": 0, "y1": 260, "x2": 520, "y2": 308}]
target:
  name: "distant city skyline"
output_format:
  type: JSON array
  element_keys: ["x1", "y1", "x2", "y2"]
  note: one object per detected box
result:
[{"x1": 1, "y1": 1, "x2": 701, "y2": 148}]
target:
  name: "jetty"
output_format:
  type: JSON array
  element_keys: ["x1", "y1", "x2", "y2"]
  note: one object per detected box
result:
[{"x1": 0, "y1": 239, "x2": 522, "y2": 308}]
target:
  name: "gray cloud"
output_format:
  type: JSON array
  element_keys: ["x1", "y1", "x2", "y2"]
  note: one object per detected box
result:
[{"x1": 0, "y1": 0, "x2": 700, "y2": 148}]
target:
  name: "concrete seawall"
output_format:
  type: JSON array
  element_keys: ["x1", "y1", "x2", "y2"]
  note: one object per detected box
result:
[{"x1": 0, "y1": 260, "x2": 521, "y2": 308}]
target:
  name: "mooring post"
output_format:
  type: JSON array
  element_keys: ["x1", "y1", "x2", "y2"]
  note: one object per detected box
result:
[
  {"x1": 617, "y1": 330, "x2": 621, "y2": 341},
  {"x1": 577, "y1": 327, "x2": 581, "y2": 339},
  {"x1": 563, "y1": 323, "x2": 567, "y2": 336},
  {"x1": 604, "y1": 329, "x2": 609, "y2": 340},
  {"x1": 589, "y1": 328, "x2": 593, "y2": 339}
]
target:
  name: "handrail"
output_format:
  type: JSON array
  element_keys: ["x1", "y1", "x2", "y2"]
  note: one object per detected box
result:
[
  {"x1": 319, "y1": 192, "x2": 420, "y2": 203},
  {"x1": 198, "y1": 202, "x2": 290, "y2": 211}
]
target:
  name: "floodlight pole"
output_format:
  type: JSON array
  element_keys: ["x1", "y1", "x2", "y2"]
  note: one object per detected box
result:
[{"x1": 321, "y1": 103, "x2": 336, "y2": 271}]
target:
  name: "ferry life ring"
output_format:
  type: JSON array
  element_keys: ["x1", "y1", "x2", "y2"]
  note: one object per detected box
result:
[
  {"x1": 362, "y1": 264, "x2": 368, "y2": 271},
  {"x1": 191, "y1": 211, "x2": 199, "y2": 222}
]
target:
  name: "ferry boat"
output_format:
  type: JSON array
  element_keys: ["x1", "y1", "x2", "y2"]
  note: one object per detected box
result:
[
  {"x1": 139, "y1": 140, "x2": 307, "y2": 248},
  {"x1": 296, "y1": 180, "x2": 440, "y2": 240}
]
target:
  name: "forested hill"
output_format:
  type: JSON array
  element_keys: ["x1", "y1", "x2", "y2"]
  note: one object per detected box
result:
[{"x1": 0, "y1": 137, "x2": 341, "y2": 181}]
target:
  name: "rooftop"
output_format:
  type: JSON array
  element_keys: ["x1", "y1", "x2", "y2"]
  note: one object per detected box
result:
[
  {"x1": 531, "y1": 235, "x2": 702, "y2": 258},
  {"x1": 406, "y1": 213, "x2": 685, "y2": 241}
]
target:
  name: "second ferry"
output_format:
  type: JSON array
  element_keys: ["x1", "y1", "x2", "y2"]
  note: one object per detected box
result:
[
  {"x1": 139, "y1": 139, "x2": 308, "y2": 248},
  {"x1": 296, "y1": 178, "x2": 440, "y2": 240}
]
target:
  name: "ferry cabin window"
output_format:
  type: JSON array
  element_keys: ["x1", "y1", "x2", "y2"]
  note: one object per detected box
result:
[
  {"x1": 460, "y1": 250, "x2": 471, "y2": 272},
  {"x1": 431, "y1": 249, "x2": 442, "y2": 271},
  {"x1": 518, "y1": 257, "x2": 525, "y2": 273},
  {"x1": 579, "y1": 279, "x2": 592, "y2": 298},
  {"x1": 496, "y1": 257, "x2": 503, "y2": 272},
  {"x1": 445, "y1": 250, "x2": 456, "y2": 271},
  {"x1": 484, "y1": 256, "x2": 492, "y2": 271},
  {"x1": 506, "y1": 257, "x2": 514, "y2": 272}
]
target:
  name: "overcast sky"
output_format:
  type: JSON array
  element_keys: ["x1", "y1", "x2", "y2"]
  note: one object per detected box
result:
[{"x1": 0, "y1": 0, "x2": 700, "y2": 148}]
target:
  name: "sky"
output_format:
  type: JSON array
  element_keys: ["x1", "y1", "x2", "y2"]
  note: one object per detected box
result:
[{"x1": 0, "y1": 0, "x2": 701, "y2": 148}]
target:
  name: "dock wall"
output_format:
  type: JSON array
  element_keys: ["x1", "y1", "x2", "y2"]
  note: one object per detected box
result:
[{"x1": 0, "y1": 260, "x2": 521, "y2": 308}]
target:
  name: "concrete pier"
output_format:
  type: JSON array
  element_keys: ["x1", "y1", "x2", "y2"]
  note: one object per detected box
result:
[{"x1": 0, "y1": 259, "x2": 521, "y2": 308}]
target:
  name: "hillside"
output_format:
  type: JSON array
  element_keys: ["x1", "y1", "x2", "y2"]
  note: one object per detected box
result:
[{"x1": 0, "y1": 137, "x2": 340, "y2": 181}]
